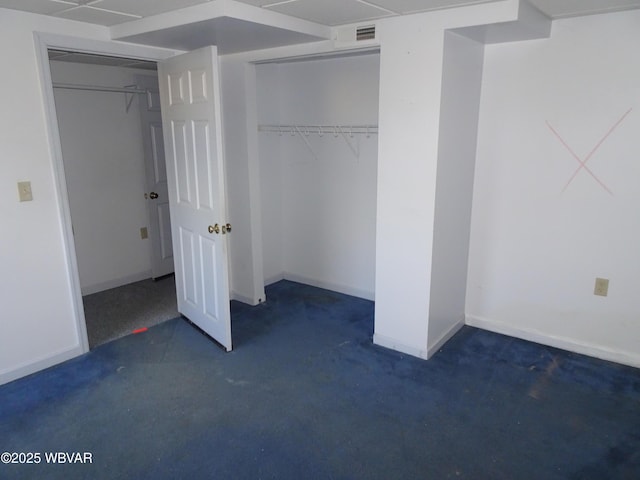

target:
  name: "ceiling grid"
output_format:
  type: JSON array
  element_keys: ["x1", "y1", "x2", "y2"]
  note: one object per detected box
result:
[{"x1": 0, "y1": 0, "x2": 639, "y2": 26}]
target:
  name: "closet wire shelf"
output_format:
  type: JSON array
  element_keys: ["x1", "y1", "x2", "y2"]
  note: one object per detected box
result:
[
  {"x1": 258, "y1": 124, "x2": 378, "y2": 135},
  {"x1": 258, "y1": 124, "x2": 378, "y2": 160},
  {"x1": 52, "y1": 82, "x2": 148, "y2": 113}
]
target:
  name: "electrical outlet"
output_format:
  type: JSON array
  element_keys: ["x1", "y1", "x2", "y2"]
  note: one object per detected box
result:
[
  {"x1": 17, "y1": 181, "x2": 33, "y2": 202},
  {"x1": 594, "y1": 278, "x2": 609, "y2": 297},
  {"x1": 140, "y1": 227, "x2": 148, "y2": 239}
]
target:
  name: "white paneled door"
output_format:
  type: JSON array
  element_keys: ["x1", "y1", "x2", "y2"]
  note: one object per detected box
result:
[
  {"x1": 136, "y1": 74, "x2": 174, "y2": 279},
  {"x1": 158, "y1": 46, "x2": 232, "y2": 351}
]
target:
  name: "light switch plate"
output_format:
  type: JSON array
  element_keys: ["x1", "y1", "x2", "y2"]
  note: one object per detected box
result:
[
  {"x1": 18, "y1": 181, "x2": 33, "y2": 202},
  {"x1": 594, "y1": 277, "x2": 609, "y2": 297}
]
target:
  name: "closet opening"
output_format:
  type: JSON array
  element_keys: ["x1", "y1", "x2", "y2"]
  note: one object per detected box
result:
[
  {"x1": 255, "y1": 50, "x2": 380, "y2": 302},
  {"x1": 48, "y1": 50, "x2": 177, "y2": 348}
]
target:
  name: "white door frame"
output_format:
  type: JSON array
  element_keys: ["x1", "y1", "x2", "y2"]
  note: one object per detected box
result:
[{"x1": 34, "y1": 32, "x2": 183, "y2": 353}]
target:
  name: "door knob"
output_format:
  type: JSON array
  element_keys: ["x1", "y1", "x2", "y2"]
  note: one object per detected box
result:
[
  {"x1": 149, "y1": 192, "x2": 159, "y2": 199},
  {"x1": 222, "y1": 223, "x2": 232, "y2": 234},
  {"x1": 208, "y1": 224, "x2": 220, "y2": 234}
]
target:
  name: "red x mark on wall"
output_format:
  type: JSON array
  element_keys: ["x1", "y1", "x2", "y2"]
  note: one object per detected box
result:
[{"x1": 546, "y1": 108, "x2": 632, "y2": 195}]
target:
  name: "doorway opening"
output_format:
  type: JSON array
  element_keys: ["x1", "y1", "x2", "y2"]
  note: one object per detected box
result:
[
  {"x1": 48, "y1": 49, "x2": 177, "y2": 348},
  {"x1": 255, "y1": 51, "x2": 380, "y2": 303}
]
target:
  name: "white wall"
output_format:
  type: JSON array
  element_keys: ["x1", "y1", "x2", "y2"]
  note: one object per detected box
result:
[
  {"x1": 374, "y1": 14, "x2": 448, "y2": 359},
  {"x1": 256, "y1": 54, "x2": 380, "y2": 299},
  {"x1": 373, "y1": 1, "x2": 522, "y2": 359},
  {"x1": 256, "y1": 64, "x2": 283, "y2": 285},
  {"x1": 0, "y1": 8, "x2": 178, "y2": 385},
  {"x1": 0, "y1": 10, "x2": 110, "y2": 384},
  {"x1": 51, "y1": 62, "x2": 155, "y2": 295},
  {"x1": 467, "y1": 10, "x2": 640, "y2": 367},
  {"x1": 428, "y1": 31, "x2": 485, "y2": 352},
  {"x1": 219, "y1": 59, "x2": 266, "y2": 305},
  {"x1": 2, "y1": 0, "x2": 584, "y2": 386}
]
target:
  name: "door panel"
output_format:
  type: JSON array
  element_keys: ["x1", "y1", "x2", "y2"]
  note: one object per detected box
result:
[
  {"x1": 172, "y1": 120, "x2": 192, "y2": 205},
  {"x1": 149, "y1": 124, "x2": 166, "y2": 183},
  {"x1": 201, "y1": 236, "x2": 220, "y2": 319},
  {"x1": 179, "y1": 226, "x2": 198, "y2": 307},
  {"x1": 158, "y1": 203, "x2": 173, "y2": 262},
  {"x1": 145, "y1": 89, "x2": 162, "y2": 111},
  {"x1": 193, "y1": 120, "x2": 214, "y2": 210},
  {"x1": 158, "y1": 46, "x2": 232, "y2": 351}
]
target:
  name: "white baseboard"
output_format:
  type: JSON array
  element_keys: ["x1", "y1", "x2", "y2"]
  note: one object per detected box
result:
[
  {"x1": 465, "y1": 314, "x2": 640, "y2": 369},
  {"x1": 373, "y1": 319, "x2": 465, "y2": 361},
  {"x1": 281, "y1": 273, "x2": 375, "y2": 301},
  {"x1": 0, "y1": 344, "x2": 85, "y2": 387},
  {"x1": 373, "y1": 333, "x2": 429, "y2": 360},
  {"x1": 81, "y1": 271, "x2": 152, "y2": 296},
  {"x1": 230, "y1": 291, "x2": 265, "y2": 306},
  {"x1": 264, "y1": 273, "x2": 285, "y2": 287},
  {"x1": 427, "y1": 318, "x2": 465, "y2": 358}
]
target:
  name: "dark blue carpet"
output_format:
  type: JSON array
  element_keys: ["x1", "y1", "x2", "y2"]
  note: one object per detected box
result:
[{"x1": 1, "y1": 280, "x2": 639, "y2": 479}]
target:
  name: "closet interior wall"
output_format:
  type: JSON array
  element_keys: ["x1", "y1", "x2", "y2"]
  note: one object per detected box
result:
[
  {"x1": 50, "y1": 61, "x2": 156, "y2": 295},
  {"x1": 257, "y1": 53, "x2": 380, "y2": 300}
]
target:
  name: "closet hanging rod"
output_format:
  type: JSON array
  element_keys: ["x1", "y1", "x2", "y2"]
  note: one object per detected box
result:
[
  {"x1": 258, "y1": 124, "x2": 378, "y2": 134},
  {"x1": 52, "y1": 82, "x2": 147, "y2": 95}
]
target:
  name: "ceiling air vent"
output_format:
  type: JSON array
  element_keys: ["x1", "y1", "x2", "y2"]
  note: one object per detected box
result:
[{"x1": 356, "y1": 25, "x2": 376, "y2": 41}]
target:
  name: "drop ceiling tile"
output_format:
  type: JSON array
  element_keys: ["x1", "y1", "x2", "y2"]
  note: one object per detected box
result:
[
  {"x1": 0, "y1": 0, "x2": 74, "y2": 15},
  {"x1": 529, "y1": 0, "x2": 640, "y2": 18},
  {"x1": 54, "y1": 5, "x2": 139, "y2": 25},
  {"x1": 96, "y1": 0, "x2": 210, "y2": 17},
  {"x1": 366, "y1": 0, "x2": 496, "y2": 15},
  {"x1": 266, "y1": 0, "x2": 393, "y2": 25}
]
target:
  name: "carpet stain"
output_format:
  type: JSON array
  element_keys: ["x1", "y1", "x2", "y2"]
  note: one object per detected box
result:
[
  {"x1": 225, "y1": 378, "x2": 250, "y2": 387},
  {"x1": 528, "y1": 355, "x2": 560, "y2": 400}
]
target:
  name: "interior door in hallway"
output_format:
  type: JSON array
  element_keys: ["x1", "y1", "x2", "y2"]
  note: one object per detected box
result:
[
  {"x1": 136, "y1": 74, "x2": 174, "y2": 279},
  {"x1": 158, "y1": 46, "x2": 232, "y2": 351}
]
